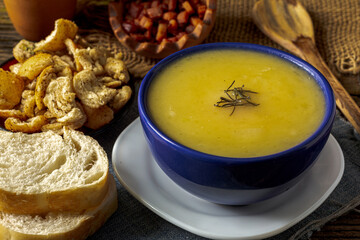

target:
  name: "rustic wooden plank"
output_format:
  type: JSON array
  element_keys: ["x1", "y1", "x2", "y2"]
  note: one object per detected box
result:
[
  {"x1": 322, "y1": 225, "x2": 360, "y2": 231},
  {"x1": 0, "y1": 0, "x2": 360, "y2": 239},
  {"x1": 0, "y1": 0, "x2": 20, "y2": 63},
  {"x1": 311, "y1": 210, "x2": 360, "y2": 239},
  {"x1": 0, "y1": 24, "x2": 16, "y2": 29},
  {"x1": 312, "y1": 231, "x2": 360, "y2": 238}
]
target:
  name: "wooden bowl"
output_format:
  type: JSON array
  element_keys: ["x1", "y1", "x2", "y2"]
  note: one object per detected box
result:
[{"x1": 109, "y1": 0, "x2": 217, "y2": 59}]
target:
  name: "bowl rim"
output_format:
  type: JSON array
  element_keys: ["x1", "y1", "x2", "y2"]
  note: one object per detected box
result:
[{"x1": 138, "y1": 42, "x2": 336, "y2": 163}]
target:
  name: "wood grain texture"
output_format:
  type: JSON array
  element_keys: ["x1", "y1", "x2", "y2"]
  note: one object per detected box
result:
[
  {"x1": 294, "y1": 37, "x2": 360, "y2": 134},
  {"x1": 252, "y1": 0, "x2": 360, "y2": 134},
  {"x1": 0, "y1": 0, "x2": 359, "y2": 239},
  {"x1": 0, "y1": 1, "x2": 21, "y2": 62},
  {"x1": 311, "y1": 209, "x2": 360, "y2": 239}
]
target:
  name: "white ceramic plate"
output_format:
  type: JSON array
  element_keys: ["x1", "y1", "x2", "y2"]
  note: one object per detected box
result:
[{"x1": 112, "y1": 118, "x2": 344, "y2": 240}]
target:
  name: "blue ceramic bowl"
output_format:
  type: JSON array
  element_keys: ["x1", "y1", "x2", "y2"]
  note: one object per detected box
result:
[{"x1": 138, "y1": 43, "x2": 335, "y2": 205}]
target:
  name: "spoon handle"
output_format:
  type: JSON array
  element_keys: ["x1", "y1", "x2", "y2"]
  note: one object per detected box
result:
[{"x1": 294, "y1": 37, "x2": 360, "y2": 133}]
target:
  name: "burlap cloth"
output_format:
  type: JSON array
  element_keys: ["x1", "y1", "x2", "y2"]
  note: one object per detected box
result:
[
  {"x1": 74, "y1": 1, "x2": 360, "y2": 239},
  {"x1": 76, "y1": 0, "x2": 360, "y2": 98}
]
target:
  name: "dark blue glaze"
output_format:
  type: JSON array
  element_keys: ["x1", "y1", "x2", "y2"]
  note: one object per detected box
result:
[{"x1": 138, "y1": 43, "x2": 336, "y2": 205}]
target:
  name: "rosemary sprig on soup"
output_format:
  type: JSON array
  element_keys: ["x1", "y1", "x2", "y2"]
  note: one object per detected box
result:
[
  {"x1": 147, "y1": 49, "x2": 325, "y2": 158},
  {"x1": 214, "y1": 80, "x2": 259, "y2": 116}
]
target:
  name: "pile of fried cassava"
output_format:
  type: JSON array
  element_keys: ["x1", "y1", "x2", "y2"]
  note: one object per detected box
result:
[{"x1": 0, "y1": 19, "x2": 132, "y2": 133}]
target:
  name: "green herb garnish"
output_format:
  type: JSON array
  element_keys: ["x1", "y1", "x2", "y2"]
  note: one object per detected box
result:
[{"x1": 214, "y1": 80, "x2": 259, "y2": 115}]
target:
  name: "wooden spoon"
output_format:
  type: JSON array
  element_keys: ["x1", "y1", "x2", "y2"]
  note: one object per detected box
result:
[{"x1": 252, "y1": 0, "x2": 360, "y2": 134}]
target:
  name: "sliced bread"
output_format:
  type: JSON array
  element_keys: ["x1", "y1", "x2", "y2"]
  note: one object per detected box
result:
[
  {"x1": 0, "y1": 128, "x2": 109, "y2": 214},
  {"x1": 0, "y1": 174, "x2": 117, "y2": 240}
]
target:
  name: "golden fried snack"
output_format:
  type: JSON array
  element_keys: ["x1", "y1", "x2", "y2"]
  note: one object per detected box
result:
[
  {"x1": 0, "y1": 109, "x2": 27, "y2": 120},
  {"x1": 58, "y1": 66, "x2": 73, "y2": 80},
  {"x1": 4, "y1": 115, "x2": 48, "y2": 133},
  {"x1": 100, "y1": 76, "x2": 122, "y2": 89},
  {"x1": 53, "y1": 55, "x2": 75, "y2": 73},
  {"x1": 57, "y1": 55, "x2": 76, "y2": 71},
  {"x1": 34, "y1": 107, "x2": 47, "y2": 117},
  {"x1": 64, "y1": 38, "x2": 77, "y2": 56},
  {"x1": 64, "y1": 38, "x2": 83, "y2": 71},
  {"x1": 19, "y1": 90, "x2": 36, "y2": 118},
  {"x1": 56, "y1": 103, "x2": 87, "y2": 130},
  {"x1": 2, "y1": 18, "x2": 132, "y2": 133},
  {"x1": 43, "y1": 76, "x2": 76, "y2": 118},
  {"x1": 18, "y1": 53, "x2": 53, "y2": 81},
  {"x1": 35, "y1": 65, "x2": 57, "y2": 110},
  {"x1": 0, "y1": 69, "x2": 25, "y2": 109},
  {"x1": 41, "y1": 122, "x2": 65, "y2": 134},
  {"x1": 82, "y1": 104, "x2": 114, "y2": 130},
  {"x1": 108, "y1": 86, "x2": 132, "y2": 112},
  {"x1": 9, "y1": 63, "x2": 22, "y2": 75},
  {"x1": 73, "y1": 70, "x2": 117, "y2": 108},
  {"x1": 12, "y1": 39, "x2": 36, "y2": 63},
  {"x1": 104, "y1": 57, "x2": 130, "y2": 83},
  {"x1": 73, "y1": 47, "x2": 109, "y2": 75},
  {"x1": 34, "y1": 19, "x2": 78, "y2": 52}
]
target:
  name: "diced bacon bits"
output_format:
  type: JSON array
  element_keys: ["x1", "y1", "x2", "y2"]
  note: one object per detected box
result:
[
  {"x1": 163, "y1": 11, "x2": 177, "y2": 21},
  {"x1": 139, "y1": 16, "x2": 153, "y2": 29},
  {"x1": 167, "y1": 19, "x2": 178, "y2": 34},
  {"x1": 147, "y1": 7, "x2": 163, "y2": 19},
  {"x1": 182, "y1": 1, "x2": 195, "y2": 15},
  {"x1": 156, "y1": 22, "x2": 168, "y2": 42},
  {"x1": 122, "y1": 0, "x2": 207, "y2": 43},
  {"x1": 177, "y1": 11, "x2": 189, "y2": 26}
]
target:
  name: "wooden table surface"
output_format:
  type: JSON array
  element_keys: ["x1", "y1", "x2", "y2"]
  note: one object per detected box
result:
[{"x1": 0, "y1": 0, "x2": 359, "y2": 239}]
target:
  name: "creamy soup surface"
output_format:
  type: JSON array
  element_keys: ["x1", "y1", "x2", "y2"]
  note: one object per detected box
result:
[{"x1": 147, "y1": 49, "x2": 325, "y2": 158}]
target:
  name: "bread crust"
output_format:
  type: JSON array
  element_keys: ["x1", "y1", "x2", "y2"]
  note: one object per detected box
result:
[
  {"x1": 0, "y1": 175, "x2": 118, "y2": 240},
  {"x1": 0, "y1": 128, "x2": 109, "y2": 215},
  {"x1": 0, "y1": 174, "x2": 109, "y2": 214}
]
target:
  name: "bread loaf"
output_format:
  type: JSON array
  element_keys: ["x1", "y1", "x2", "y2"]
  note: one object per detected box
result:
[
  {"x1": 0, "y1": 128, "x2": 109, "y2": 214},
  {"x1": 0, "y1": 175, "x2": 117, "y2": 240}
]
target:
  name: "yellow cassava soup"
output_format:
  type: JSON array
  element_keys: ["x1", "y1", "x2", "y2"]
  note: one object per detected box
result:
[{"x1": 147, "y1": 49, "x2": 325, "y2": 158}]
